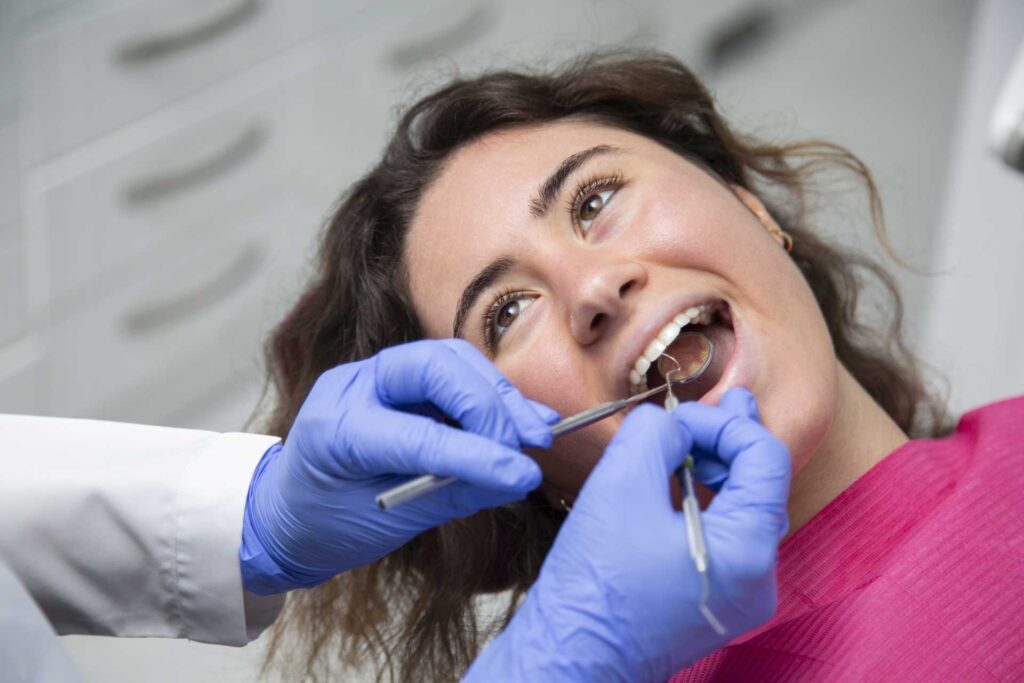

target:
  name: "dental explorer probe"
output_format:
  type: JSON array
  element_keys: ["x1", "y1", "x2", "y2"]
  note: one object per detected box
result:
[
  {"x1": 374, "y1": 333, "x2": 714, "y2": 511},
  {"x1": 661, "y1": 352, "x2": 727, "y2": 636}
]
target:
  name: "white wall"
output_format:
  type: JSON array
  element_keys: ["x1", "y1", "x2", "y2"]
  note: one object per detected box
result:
[{"x1": 921, "y1": 0, "x2": 1024, "y2": 414}]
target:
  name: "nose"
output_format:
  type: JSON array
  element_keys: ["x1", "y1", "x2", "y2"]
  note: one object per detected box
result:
[{"x1": 565, "y1": 259, "x2": 647, "y2": 345}]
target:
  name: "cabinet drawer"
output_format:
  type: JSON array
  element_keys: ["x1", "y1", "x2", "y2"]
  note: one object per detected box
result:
[
  {"x1": 40, "y1": 51, "x2": 387, "y2": 307},
  {"x1": 20, "y1": 0, "x2": 374, "y2": 164},
  {"x1": 380, "y1": 0, "x2": 645, "y2": 74},
  {"x1": 47, "y1": 189, "x2": 318, "y2": 421}
]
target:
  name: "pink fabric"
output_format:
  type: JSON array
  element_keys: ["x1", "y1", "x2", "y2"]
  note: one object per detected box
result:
[{"x1": 670, "y1": 395, "x2": 1024, "y2": 682}]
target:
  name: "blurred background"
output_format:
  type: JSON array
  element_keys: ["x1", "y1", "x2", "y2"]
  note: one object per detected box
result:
[{"x1": 0, "y1": 0, "x2": 1021, "y2": 679}]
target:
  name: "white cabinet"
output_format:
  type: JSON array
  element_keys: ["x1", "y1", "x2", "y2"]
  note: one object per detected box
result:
[
  {"x1": 19, "y1": 0, "x2": 376, "y2": 164},
  {"x1": 46, "y1": 189, "x2": 318, "y2": 422},
  {"x1": 2, "y1": 0, "x2": 409, "y2": 423},
  {"x1": 377, "y1": 0, "x2": 645, "y2": 73},
  {"x1": 38, "y1": 53, "x2": 384, "y2": 308}
]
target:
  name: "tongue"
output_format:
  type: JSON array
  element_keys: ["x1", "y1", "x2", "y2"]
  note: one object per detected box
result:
[{"x1": 651, "y1": 324, "x2": 734, "y2": 403}]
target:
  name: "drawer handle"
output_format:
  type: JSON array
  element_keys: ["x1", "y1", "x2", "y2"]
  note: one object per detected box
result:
[
  {"x1": 121, "y1": 242, "x2": 263, "y2": 335},
  {"x1": 122, "y1": 122, "x2": 266, "y2": 206},
  {"x1": 116, "y1": 0, "x2": 264, "y2": 66},
  {"x1": 384, "y1": 3, "x2": 498, "y2": 71}
]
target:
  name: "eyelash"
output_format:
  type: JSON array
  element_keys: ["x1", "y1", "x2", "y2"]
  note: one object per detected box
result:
[
  {"x1": 567, "y1": 171, "x2": 625, "y2": 234},
  {"x1": 481, "y1": 170, "x2": 626, "y2": 353},
  {"x1": 482, "y1": 287, "x2": 528, "y2": 354}
]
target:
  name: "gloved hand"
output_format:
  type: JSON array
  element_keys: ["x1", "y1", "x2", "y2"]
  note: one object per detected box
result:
[
  {"x1": 239, "y1": 339, "x2": 558, "y2": 595},
  {"x1": 464, "y1": 388, "x2": 791, "y2": 682}
]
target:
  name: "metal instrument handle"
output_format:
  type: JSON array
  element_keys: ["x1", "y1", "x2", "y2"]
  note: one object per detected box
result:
[
  {"x1": 378, "y1": 384, "x2": 668, "y2": 510},
  {"x1": 378, "y1": 332, "x2": 713, "y2": 511}
]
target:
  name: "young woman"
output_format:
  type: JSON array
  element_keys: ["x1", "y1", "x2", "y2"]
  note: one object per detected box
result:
[{"x1": 258, "y1": 51, "x2": 1024, "y2": 680}]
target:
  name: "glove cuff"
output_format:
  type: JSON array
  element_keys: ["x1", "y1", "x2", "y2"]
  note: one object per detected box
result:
[{"x1": 238, "y1": 443, "x2": 300, "y2": 595}]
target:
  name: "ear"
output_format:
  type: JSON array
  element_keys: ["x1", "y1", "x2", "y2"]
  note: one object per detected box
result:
[{"x1": 732, "y1": 185, "x2": 783, "y2": 236}]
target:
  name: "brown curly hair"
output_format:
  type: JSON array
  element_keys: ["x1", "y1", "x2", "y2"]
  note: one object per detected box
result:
[{"x1": 258, "y1": 50, "x2": 950, "y2": 681}]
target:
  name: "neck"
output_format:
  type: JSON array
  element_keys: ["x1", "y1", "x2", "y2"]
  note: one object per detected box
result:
[{"x1": 785, "y1": 365, "x2": 909, "y2": 538}]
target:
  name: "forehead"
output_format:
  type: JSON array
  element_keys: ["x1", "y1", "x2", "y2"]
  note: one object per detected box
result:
[
  {"x1": 404, "y1": 120, "x2": 660, "y2": 337},
  {"x1": 416, "y1": 120, "x2": 654, "y2": 225}
]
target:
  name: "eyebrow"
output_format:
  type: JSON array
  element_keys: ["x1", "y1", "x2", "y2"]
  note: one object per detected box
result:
[
  {"x1": 451, "y1": 144, "x2": 623, "y2": 339},
  {"x1": 452, "y1": 257, "x2": 515, "y2": 338},
  {"x1": 529, "y1": 144, "x2": 622, "y2": 217}
]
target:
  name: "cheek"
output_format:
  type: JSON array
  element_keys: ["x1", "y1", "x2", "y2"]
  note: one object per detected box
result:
[
  {"x1": 630, "y1": 191, "x2": 711, "y2": 256},
  {"x1": 762, "y1": 314, "x2": 837, "y2": 476},
  {"x1": 625, "y1": 182, "x2": 752, "y2": 273},
  {"x1": 760, "y1": 363, "x2": 835, "y2": 475},
  {"x1": 630, "y1": 179, "x2": 840, "y2": 475},
  {"x1": 742, "y1": 257, "x2": 839, "y2": 474},
  {"x1": 500, "y1": 341, "x2": 612, "y2": 496}
]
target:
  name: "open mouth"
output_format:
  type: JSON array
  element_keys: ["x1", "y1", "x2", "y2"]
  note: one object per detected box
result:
[{"x1": 627, "y1": 300, "x2": 735, "y2": 405}]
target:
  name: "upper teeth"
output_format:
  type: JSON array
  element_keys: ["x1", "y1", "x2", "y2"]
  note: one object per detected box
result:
[{"x1": 628, "y1": 304, "x2": 715, "y2": 394}]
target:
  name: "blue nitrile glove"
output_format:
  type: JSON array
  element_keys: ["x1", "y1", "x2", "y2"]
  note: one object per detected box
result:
[
  {"x1": 464, "y1": 388, "x2": 790, "y2": 682},
  {"x1": 239, "y1": 339, "x2": 559, "y2": 595}
]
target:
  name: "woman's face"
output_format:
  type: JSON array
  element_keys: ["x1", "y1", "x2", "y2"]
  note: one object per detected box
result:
[{"x1": 404, "y1": 120, "x2": 838, "y2": 503}]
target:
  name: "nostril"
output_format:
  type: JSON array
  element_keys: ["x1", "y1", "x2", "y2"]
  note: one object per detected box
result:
[
  {"x1": 619, "y1": 280, "x2": 633, "y2": 297},
  {"x1": 590, "y1": 312, "x2": 607, "y2": 331}
]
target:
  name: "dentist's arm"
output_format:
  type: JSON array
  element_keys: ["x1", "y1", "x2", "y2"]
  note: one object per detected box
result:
[
  {"x1": 0, "y1": 340, "x2": 553, "y2": 647},
  {"x1": 0, "y1": 413, "x2": 281, "y2": 645},
  {"x1": 465, "y1": 389, "x2": 791, "y2": 682}
]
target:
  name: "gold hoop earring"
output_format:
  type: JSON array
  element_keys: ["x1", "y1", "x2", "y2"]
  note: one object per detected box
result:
[
  {"x1": 559, "y1": 498, "x2": 573, "y2": 513},
  {"x1": 766, "y1": 225, "x2": 794, "y2": 253},
  {"x1": 780, "y1": 230, "x2": 794, "y2": 253}
]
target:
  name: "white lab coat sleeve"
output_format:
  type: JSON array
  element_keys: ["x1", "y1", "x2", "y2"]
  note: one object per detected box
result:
[{"x1": 0, "y1": 414, "x2": 284, "y2": 646}]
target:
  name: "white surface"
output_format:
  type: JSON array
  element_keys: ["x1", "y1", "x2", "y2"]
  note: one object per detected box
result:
[
  {"x1": 988, "y1": 39, "x2": 1024, "y2": 168},
  {"x1": 921, "y1": 0, "x2": 1024, "y2": 414}
]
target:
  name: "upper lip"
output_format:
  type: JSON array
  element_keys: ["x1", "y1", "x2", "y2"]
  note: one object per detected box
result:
[{"x1": 616, "y1": 295, "x2": 724, "y2": 397}]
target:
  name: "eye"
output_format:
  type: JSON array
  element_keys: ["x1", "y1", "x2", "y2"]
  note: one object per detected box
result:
[
  {"x1": 486, "y1": 291, "x2": 537, "y2": 349},
  {"x1": 575, "y1": 186, "x2": 617, "y2": 233},
  {"x1": 573, "y1": 179, "x2": 618, "y2": 235}
]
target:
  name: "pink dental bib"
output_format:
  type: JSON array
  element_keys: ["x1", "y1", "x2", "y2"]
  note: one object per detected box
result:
[{"x1": 671, "y1": 395, "x2": 1024, "y2": 682}]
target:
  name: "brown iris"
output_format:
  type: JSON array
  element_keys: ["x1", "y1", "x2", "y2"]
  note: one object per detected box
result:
[
  {"x1": 579, "y1": 193, "x2": 605, "y2": 222},
  {"x1": 497, "y1": 300, "x2": 524, "y2": 328}
]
